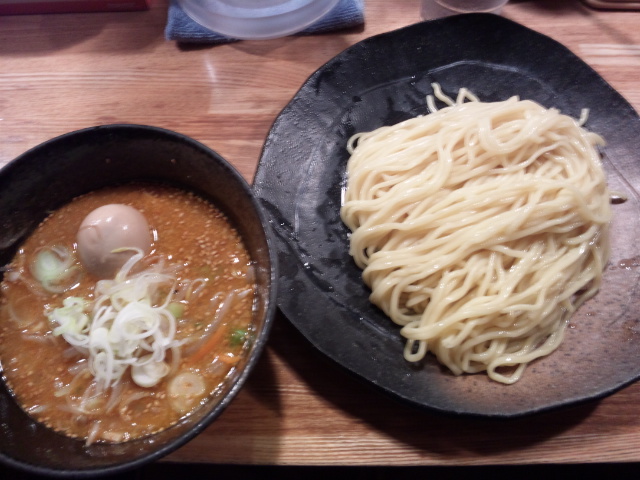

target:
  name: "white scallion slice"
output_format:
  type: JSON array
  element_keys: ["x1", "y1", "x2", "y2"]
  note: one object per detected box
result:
[
  {"x1": 30, "y1": 246, "x2": 80, "y2": 293},
  {"x1": 167, "y1": 371, "x2": 206, "y2": 414}
]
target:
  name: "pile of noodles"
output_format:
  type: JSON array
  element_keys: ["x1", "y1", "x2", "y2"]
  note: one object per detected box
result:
[{"x1": 340, "y1": 84, "x2": 611, "y2": 384}]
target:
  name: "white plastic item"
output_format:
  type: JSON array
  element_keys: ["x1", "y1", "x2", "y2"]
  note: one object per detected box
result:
[
  {"x1": 178, "y1": 0, "x2": 341, "y2": 40},
  {"x1": 421, "y1": 0, "x2": 508, "y2": 19}
]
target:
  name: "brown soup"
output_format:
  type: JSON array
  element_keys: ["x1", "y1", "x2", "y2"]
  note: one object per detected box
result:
[{"x1": 0, "y1": 184, "x2": 255, "y2": 444}]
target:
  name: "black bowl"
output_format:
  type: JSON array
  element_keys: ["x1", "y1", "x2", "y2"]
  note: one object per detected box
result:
[{"x1": 0, "y1": 124, "x2": 278, "y2": 476}]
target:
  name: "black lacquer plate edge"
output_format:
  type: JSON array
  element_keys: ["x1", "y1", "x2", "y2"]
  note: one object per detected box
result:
[{"x1": 253, "y1": 14, "x2": 640, "y2": 418}]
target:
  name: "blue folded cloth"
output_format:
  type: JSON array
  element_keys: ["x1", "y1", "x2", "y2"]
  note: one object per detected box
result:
[{"x1": 165, "y1": 0, "x2": 365, "y2": 44}]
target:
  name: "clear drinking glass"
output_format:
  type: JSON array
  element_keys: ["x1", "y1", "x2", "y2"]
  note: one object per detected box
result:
[
  {"x1": 421, "y1": 0, "x2": 508, "y2": 19},
  {"x1": 178, "y1": 0, "x2": 340, "y2": 40}
]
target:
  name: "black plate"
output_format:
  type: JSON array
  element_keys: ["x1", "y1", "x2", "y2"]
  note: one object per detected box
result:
[{"x1": 253, "y1": 14, "x2": 640, "y2": 417}]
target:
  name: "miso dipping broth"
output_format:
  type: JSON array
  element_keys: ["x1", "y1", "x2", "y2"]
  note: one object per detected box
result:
[{"x1": 0, "y1": 183, "x2": 257, "y2": 444}]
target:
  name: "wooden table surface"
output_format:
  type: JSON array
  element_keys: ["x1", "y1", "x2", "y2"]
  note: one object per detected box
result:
[{"x1": 1, "y1": 0, "x2": 640, "y2": 467}]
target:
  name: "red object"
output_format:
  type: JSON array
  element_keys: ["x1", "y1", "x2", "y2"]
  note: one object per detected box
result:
[{"x1": 0, "y1": 0, "x2": 149, "y2": 15}]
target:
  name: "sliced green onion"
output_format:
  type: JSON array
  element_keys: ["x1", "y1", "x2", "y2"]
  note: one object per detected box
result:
[
  {"x1": 30, "y1": 246, "x2": 80, "y2": 293},
  {"x1": 49, "y1": 297, "x2": 90, "y2": 338},
  {"x1": 48, "y1": 249, "x2": 199, "y2": 391},
  {"x1": 167, "y1": 371, "x2": 206, "y2": 414},
  {"x1": 168, "y1": 302, "x2": 185, "y2": 319},
  {"x1": 229, "y1": 328, "x2": 248, "y2": 347}
]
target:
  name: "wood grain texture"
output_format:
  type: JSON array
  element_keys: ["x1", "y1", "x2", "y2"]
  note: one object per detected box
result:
[{"x1": 1, "y1": 0, "x2": 640, "y2": 466}]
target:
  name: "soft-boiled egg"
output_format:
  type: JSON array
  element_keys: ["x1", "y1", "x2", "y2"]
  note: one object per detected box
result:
[{"x1": 77, "y1": 204, "x2": 152, "y2": 278}]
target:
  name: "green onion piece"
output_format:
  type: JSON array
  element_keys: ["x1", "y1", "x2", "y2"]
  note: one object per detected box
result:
[
  {"x1": 168, "y1": 302, "x2": 184, "y2": 319},
  {"x1": 31, "y1": 246, "x2": 79, "y2": 293},
  {"x1": 50, "y1": 297, "x2": 89, "y2": 337},
  {"x1": 229, "y1": 328, "x2": 248, "y2": 346}
]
